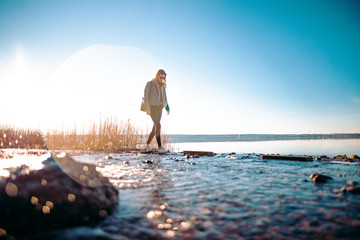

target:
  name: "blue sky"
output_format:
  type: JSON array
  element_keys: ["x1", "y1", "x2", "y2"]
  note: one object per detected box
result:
[{"x1": 1, "y1": 0, "x2": 359, "y2": 134}]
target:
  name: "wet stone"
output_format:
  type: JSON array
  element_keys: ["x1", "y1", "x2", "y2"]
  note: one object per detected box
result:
[
  {"x1": 309, "y1": 173, "x2": 333, "y2": 184},
  {"x1": 0, "y1": 154, "x2": 118, "y2": 235},
  {"x1": 347, "y1": 187, "x2": 360, "y2": 194},
  {"x1": 346, "y1": 181, "x2": 358, "y2": 186}
]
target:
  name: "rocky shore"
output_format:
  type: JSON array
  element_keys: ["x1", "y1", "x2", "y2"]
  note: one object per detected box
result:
[{"x1": 0, "y1": 152, "x2": 118, "y2": 237}]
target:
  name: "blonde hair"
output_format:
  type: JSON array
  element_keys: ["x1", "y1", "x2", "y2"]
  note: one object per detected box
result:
[{"x1": 152, "y1": 69, "x2": 167, "y2": 87}]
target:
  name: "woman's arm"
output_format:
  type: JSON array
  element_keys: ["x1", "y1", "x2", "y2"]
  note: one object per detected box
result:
[{"x1": 163, "y1": 87, "x2": 170, "y2": 115}]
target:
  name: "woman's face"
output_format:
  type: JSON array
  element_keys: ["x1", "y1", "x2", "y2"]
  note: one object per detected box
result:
[{"x1": 159, "y1": 74, "x2": 166, "y2": 84}]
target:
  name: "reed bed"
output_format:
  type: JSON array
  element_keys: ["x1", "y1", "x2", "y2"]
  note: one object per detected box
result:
[
  {"x1": 44, "y1": 118, "x2": 171, "y2": 152},
  {"x1": 1, "y1": 118, "x2": 171, "y2": 152}
]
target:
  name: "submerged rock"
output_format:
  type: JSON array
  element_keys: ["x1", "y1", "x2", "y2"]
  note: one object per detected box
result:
[
  {"x1": 346, "y1": 181, "x2": 358, "y2": 186},
  {"x1": 309, "y1": 173, "x2": 333, "y2": 184},
  {"x1": 0, "y1": 153, "x2": 119, "y2": 236},
  {"x1": 347, "y1": 187, "x2": 360, "y2": 194}
]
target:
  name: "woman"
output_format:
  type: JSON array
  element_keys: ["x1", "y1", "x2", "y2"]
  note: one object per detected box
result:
[{"x1": 142, "y1": 69, "x2": 170, "y2": 153}]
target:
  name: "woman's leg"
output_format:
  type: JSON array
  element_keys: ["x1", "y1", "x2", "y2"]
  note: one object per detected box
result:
[{"x1": 146, "y1": 106, "x2": 163, "y2": 147}]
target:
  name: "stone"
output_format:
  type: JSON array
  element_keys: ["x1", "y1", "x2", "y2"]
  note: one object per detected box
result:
[
  {"x1": 262, "y1": 155, "x2": 313, "y2": 162},
  {"x1": 309, "y1": 173, "x2": 333, "y2": 183},
  {"x1": 346, "y1": 181, "x2": 358, "y2": 186},
  {"x1": 183, "y1": 151, "x2": 216, "y2": 156},
  {"x1": 0, "y1": 153, "x2": 119, "y2": 236},
  {"x1": 336, "y1": 154, "x2": 347, "y2": 159},
  {"x1": 347, "y1": 187, "x2": 360, "y2": 194}
]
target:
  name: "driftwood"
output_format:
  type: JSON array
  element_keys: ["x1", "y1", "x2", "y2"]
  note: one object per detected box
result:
[
  {"x1": 183, "y1": 151, "x2": 216, "y2": 156},
  {"x1": 262, "y1": 155, "x2": 313, "y2": 162}
]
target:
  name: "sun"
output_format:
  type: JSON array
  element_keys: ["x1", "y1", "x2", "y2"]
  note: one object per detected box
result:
[{"x1": 0, "y1": 46, "x2": 47, "y2": 129}]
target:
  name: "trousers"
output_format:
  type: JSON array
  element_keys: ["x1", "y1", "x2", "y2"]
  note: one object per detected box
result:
[{"x1": 146, "y1": 105, "x2": 163, "y2": 147}]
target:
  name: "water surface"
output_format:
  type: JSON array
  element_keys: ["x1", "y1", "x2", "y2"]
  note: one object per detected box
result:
[
  {"x1": 2, "y1": 150, "x2": 360, "y2": 239},
  {"x1": 71, "y1": 152, "x2": 360, "y2": 239},
  {"x1": 171, "y1": 139, "x2": 360, "y2": 156}
]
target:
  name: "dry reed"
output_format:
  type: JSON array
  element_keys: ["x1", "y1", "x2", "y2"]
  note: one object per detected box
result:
[
  {"x1": 1, "y1": 118, "x2": 171, "y2": 152},
  {"x1": 0, "y1": 127, "x2": 46, "y2": 149},
  {"x1": 44, "y1": 118, "x2": 171, "y2": 152}
]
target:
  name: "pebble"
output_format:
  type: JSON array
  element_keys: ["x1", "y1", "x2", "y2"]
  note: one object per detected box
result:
[
  {"x1": 346, "y1": 181, "x2": 358, "y2": 186},
  {"x1": 347, "y1": 187, "x2": 360, "y2": 194},
  {"x1": 309, "y1": 173, "x2": 333, "y2": 183}
]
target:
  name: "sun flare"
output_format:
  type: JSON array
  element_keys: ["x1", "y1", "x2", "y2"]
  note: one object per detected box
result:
[{"x1": 1, "y1": 44, "x2": 165, "y2": 132}]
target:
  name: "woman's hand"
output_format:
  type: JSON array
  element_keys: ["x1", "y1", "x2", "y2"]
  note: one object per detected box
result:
[{"x1": 166, "y1": 109, "x2": 170, "y2": 115}]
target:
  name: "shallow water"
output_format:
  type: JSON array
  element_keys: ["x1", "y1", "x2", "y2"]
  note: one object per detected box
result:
[{"x1": 2, "y1": 150, "x2": 360, "y2": 239}]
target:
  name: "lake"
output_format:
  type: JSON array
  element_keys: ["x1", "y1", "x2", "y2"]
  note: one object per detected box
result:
[{"x1": 171, "y1": 139, "x2": 360, "y2": 157}]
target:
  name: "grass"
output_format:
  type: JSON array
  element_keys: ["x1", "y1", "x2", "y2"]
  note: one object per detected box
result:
[{"x1": 1, "y1": 118, "x2": 171, "y2": 152}]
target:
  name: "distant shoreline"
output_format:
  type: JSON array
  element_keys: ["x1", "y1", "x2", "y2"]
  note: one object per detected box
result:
[{"x1": 167, "y1": 133, "x2": 360, "y2": 143}]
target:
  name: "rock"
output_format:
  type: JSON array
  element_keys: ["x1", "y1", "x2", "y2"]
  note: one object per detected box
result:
[
  {"x1": 0, "y1": 154, "x2": 119, "y2": 236},
  {"x1": 183, "y1": 151, "x2": 216, "y2": 156},
  {"x1": 171, "y1": 158, "x2": 184, "y2": 162},
  {"x1": 340, "y1": 187, "x2": 347, "y2": 192},
  {"x1": 262, "y1": 155, "x2": 313, "y2": 162},
  {"x1": 315, "y1": 155, "x2": 330, "y2": 161},
  {"x1": 334, "y1": 154, "x2": 353, "y2": 161},
  {"x1": 336, "y1": 154, "x2": 347, "y2": 159},
  {"x1": 309, "y1": 173, "x2": 333, "y2": 183},
  {"x1": 346, "y1": 181, "x2": 358, "y2": 186},
  {"x1": 347, "y1": 187, "x2": 360, "y2": 194},
  {"x1": 351, "y1": 155, "x2": 360, "y2": 160}
]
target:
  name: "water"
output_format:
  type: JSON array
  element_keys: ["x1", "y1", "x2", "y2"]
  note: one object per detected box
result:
[
  {"x1": 1, "y1": 141, "x2": 360, "y2": 239},
  {"x1": 171, "y1": 139, "x2": 360, "y2": 157}
]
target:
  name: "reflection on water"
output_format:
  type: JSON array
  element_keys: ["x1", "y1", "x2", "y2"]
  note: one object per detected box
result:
[
  {"x1": 0, "y1": 149, "x2": 49, "y2": 177},
  {"x1": 172, "y1": 139, "x2": 360, "y2": 156},
  {"x1": 2, "y1": 150, "x2": 360, "y2": 239},
  {"x1": 73, "y1": 152, "x2": 360, "y2": 239}
]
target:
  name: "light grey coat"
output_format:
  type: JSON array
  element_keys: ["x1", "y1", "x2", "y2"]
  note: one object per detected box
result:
[{"x1": 144, "y1": 81, "x2": 169, "y2": 112}]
